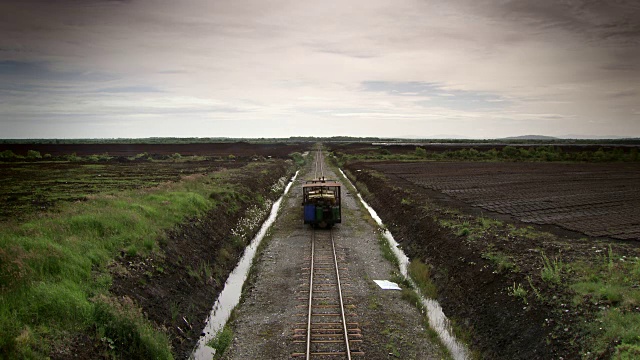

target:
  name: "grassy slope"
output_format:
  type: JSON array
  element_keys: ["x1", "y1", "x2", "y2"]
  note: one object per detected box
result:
[{"x1": 0, "y1": 161, "x2": 292, "y2": 359}]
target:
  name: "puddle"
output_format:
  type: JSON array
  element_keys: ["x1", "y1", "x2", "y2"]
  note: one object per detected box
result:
[
  {"x1": 190, "y1": 171, "x2": 299, "y2": 360},
  {"x1": 339, "y1": 169, "x2": 470, "y2": 360}
]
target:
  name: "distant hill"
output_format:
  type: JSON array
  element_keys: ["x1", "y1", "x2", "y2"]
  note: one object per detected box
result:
[
  {"x1": 559, "y1": 134, "x2": 627, "y2": 140},
  {"x1": 500, "y1": 135, "x2": 559, "y2": 140}
]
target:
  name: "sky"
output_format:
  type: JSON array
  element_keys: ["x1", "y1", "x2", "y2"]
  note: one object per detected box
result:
[{"x1": 1, "y1": 0, "x2": 639, "y2": 139}]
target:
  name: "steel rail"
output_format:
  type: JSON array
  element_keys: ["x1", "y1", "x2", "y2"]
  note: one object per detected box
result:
[
  {"x1": 305, "y1": 230, "x2": 315, "y2": 360},
  {"x1": 303, "y1": 229, "x2": 352, "y2": 359},
  {"x1": 330, "y1": 230, "x2": 352, "y2": 360}
]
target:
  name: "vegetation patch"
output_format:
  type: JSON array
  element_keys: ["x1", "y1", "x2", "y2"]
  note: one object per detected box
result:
[
  {"x1": 0, "y1": 159, "x2": 295, "y2": 359},
  {"x1": 569, "y1": 249, "x2": 640, "y2": 358},
  {"x1": 408, "y1": 259, "x2": 438, "y2": 298},
  {"x1": 206, "y1": 326, "x2": 234, "y2": 359}
]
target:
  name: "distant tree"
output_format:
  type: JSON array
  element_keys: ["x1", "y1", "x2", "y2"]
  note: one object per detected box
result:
[
  {"x1": 26, "y1": 150, "x2": 42, "y2": 159},
  {"x1": 414, "y1": 147, "x2": 427, "y2": 158},
  {"x1": 501, "y1": 146, "x2": 519, "y2": 159},
  {"x1": 0, "y1": 150, "x2": 17, "y2": 159}
]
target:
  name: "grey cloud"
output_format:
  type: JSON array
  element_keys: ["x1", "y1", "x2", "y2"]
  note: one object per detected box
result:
[
  {"x1": 96, "y1": 86, "x2": 163, "y2": 93},
  {"x1": 487, "y1": 0, "x2": 640, "y2": 45}
]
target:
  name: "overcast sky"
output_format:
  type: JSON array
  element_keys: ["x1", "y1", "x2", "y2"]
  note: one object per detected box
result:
[{"x1": 1, "y1": 0, "x2": 639, "y2": 139}]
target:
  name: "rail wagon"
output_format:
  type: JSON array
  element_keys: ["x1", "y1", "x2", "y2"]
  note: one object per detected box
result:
[{"x1": 302, "y1": 177, "x2": 341, "y2": 228}]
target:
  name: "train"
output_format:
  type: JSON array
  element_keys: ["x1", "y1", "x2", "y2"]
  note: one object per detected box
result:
[{"x1": 302, "y1": 177, "x2": 342, "y2": 228}]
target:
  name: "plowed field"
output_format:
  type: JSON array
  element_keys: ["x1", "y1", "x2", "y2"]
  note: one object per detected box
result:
[{"x1": 362, "y1": 161, "x2": 640, "y2": 240}]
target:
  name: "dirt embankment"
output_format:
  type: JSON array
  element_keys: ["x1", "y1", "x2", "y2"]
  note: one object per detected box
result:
[
  {"x1": 343, "y1": 163, "x2": 584, "y2": 359},
  {"x1": 95, "y1": 161, "x2": 293, "y2": 359}
]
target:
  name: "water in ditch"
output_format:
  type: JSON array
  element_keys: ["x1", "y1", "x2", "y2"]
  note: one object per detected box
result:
[
  {"x1": 339, "y1": 169, "x2": 470, "y2": 360},
  {"x1": 190, "y1": 171, "x2": 299, "y2": 360}
]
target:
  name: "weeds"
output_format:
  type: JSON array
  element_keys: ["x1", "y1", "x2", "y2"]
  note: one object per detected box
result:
[
  {"x1": 569, "y1": 249, "x2": 640, "y2": 358},
  {"x1": 508, "y1": 224, "x2": 542, "y2": 240},
  {"x1": 378, "y1": 232, "x2": 399, "y2": 268},
  {"x1": 482, "y1": 247, "x2": 518, "y2": 274},
  {"x1": 207, "y1": 327, "x2": 233, "y2": 358},
  {"x1": 508, "y1": 282, "x2": 528, "y2": 304},
  {"x1": 408, "y1": 259, "x2": 438, "y2": 298},
  {"x1": 170, "y1": 301, "x2": 180, "y2": 322},
  {"x1": 541, "y1": 253, "x2": 563, "y2": 285},
  {"x1": 527, "y1": 276, "x2": 544, "y2": 301}
]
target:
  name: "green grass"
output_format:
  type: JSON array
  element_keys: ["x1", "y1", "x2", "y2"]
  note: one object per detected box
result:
[
  {"x1": 408, "y1": 259, "x2": 438, "y2": 298},
  {"x1": 206, "y1": 326, "x2": 234, "y2": 358},
  {"x1": 569, "y1": 250, "x2": 640, "y2": 358},
  {"x1": 482, "y1": 247, "x2": 518, "y2": 274},
  {"x1": 377, "y1": 232, "x2": 399, "y2": 268},
  {"x1": 438, "y1": 216, "x2": 505, "y2": 243},
  {"x1": 540, "y1": 252, "x2": 563, "y2": 285},
  {"x1": 508, "y1": 282, "x2": 528, "y2": 305},
  {"x1": 0, "y1": 163, "x2": 288, "y2": 359}
]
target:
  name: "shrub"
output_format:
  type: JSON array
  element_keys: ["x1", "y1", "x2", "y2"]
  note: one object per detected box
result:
[
  {"x1": 289, "y1": 152, "x2": 305, "y2": 167},
  {"x1": 0, "y1": 150, "x2": 17, "y2": 159},
  {"x1": 414, "y1": 147, "x2": 427, "y2": 158},
  {"x1": 26, "y1": 150, "x2": 42, "y2": 159}
]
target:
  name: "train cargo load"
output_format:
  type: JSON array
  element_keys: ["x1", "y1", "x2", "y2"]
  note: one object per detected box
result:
[{"x1": 302, "y1": 177, "x2": 341, "y2": 228}]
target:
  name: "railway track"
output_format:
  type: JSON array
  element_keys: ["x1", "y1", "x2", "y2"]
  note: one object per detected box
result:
[
  {"x1": 292, "y1": 229, "x2": 364, "y2": 358},
  {"x1": 292, "y1": 148, "x2": 364, "y2": 358}
]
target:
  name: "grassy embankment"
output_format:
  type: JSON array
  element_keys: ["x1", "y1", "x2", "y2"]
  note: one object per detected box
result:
[
  {"x1": 438, "y1": 214, "x2": 640, "y2": 358},
  {"x1": 0, "y1": 160, "x2": 293, "y2": 359}
]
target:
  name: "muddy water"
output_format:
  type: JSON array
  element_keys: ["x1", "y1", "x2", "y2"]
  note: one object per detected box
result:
[
  {"x1": 339, "y1": 169, "x2": 470, "y2": 360},
  {"x1": 190, "y1": 171, "x2": 299, "y2": 360}
]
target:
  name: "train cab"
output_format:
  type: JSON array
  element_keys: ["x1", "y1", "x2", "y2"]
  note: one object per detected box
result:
[{"x1": 302, "y1": 177, "x2": 341, "y2": 228}]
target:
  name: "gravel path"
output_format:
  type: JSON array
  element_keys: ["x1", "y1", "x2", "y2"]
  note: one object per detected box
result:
[{"x1": 220, "y1": 155, "x2": 445, "y2": 360}]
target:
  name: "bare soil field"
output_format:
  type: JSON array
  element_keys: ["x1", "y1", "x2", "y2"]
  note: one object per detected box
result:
[
  {"x1": 364, "y1": 161, "x2": 640, "y2": 240},
  {"x1": 343, "y1": 160, "x2": 640, "y2": 359}
]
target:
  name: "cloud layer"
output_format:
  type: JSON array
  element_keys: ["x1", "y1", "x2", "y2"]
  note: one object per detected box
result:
[{"x1": 1, "y1": 0, "x2": 639, "y2": 138}]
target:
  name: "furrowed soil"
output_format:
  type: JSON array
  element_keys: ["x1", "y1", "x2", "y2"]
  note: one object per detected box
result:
[
  {"x1": 344, "y1": 160, "x2": 640, "y2": 359},
  {"x1": 218, "y1": 154, "x2": 447, "y2": 360}
]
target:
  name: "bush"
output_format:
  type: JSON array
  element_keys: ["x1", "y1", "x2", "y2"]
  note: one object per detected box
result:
[
  {"x1": 289, "y1": 152, "x2": 305, "y2": 167},
  {"x1": 26, "y1": 150, "x2": 42, "y2": 159},
  {"x1": 0, "y1": 150, "x2": 17, "y2": 159}
]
